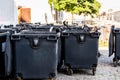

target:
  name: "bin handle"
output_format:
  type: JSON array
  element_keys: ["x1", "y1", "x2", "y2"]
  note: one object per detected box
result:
[
  {"x1": 90, "y1": 32, "x2": 100, "y2": 38},
  {"x1": 76, "y1": 34, "x2": 86, "y2": 43},
  {"x1": 49, "y1": 26, "x2": 54, "y2": 32},
  {"x1": 61, "y1": 33, "x2": 69, "y2": 37},
  {"x1": 29, "y1": 38, "x2": 40, "y2": 49},
  {"x1": 0, "y1": 32, "x2": 9, "y2": 37},
  {"x1": 46, "y1": 36, "x2": 58, "y2": 41},
  {"x1": 11, "y1": 35, "x2": 21, "y2": 40}
]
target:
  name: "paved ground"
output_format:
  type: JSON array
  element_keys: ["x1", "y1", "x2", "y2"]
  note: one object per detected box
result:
[{"x1": 56, "y1": 47, "x2": 120, "y2": 80}]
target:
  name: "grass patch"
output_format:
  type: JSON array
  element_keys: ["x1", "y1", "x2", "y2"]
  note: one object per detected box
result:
[{"x1": 99, "y1": 40, "x2": 108, "y2": 47}]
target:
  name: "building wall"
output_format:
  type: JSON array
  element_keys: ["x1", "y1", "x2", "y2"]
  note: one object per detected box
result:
[
  {"x1": 112, "y1": 11, "x2": 120, "y2": 22},
  {"x1": 0, "y1": 0, "x2": 17, "y2": 24}
]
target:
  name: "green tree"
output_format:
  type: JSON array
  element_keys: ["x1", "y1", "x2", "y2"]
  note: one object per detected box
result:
[{"x1": 48, "y1": 0, "x2": 101, "y2": 23}]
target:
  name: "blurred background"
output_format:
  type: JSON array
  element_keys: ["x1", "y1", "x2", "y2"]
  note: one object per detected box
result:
[{"x1": 1, "y1": 0, "x2": 120, "y2": 47}]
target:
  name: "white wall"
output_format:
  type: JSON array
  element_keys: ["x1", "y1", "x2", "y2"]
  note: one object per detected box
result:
[{"x1": 0, "y1": 0, "x2": 17, "y2": 25}]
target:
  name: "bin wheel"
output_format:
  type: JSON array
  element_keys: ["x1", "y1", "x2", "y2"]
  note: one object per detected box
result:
[
  {"x1": 113, "y1": 58, "x2": 119, "y2": 67},
  {"x1": 98, "y1": 52, "x2": 101, "y2": 57},
  {"x1": 92, "y1": 67, "x2": 96, "y2": 75},
  {"x1": 113, "y1": 61, "x2": 118, "y2": 67},
  {"x1": 49, "y1": 77, "x2": 55, "y2": 80},
  {"x1": 66, "y1": 68, "x2": 73, "y2": 75},
  {"x1": 16, "y1": 77, "x2": 22, "y2": 80}
]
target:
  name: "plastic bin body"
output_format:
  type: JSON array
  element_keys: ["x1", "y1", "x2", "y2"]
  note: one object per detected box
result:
[
  {"x1": 0, "y1": 35, "x2": 6, "y2": 78},
  {"x1": 11, "y1": 33, "x2": 59, "y2": 79},
  {"x1": 109, "y1": 26, "x2": 120, "y2": 65},
  {"x1": 0, "y1": 32, "x2": 12, "y2": 79},
  {"x1": 115, "y1": 33, "x2": 120, "y2": 58},
  {"x1": 62, "y1": 30, "x2": 100, "y2": 75},
  {"x1": 64, "y1": 33, "x2": 99, "y2": 68}
]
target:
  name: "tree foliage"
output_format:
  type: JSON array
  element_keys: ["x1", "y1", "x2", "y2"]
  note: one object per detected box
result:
[{"x1": 48, "y1": 0, "x2": 101, "y2": 16}]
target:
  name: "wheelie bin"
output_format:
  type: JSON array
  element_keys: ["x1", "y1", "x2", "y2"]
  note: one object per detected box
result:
[
  {"x1": 11, "y1": 31, "x2": 60, "y2": 80},
  {"x1": 109, "y1": 25, "x2": 120, "y2": 67},
  {"x1": 61, "y1": 28, "x2": 100, "y2": 75}
]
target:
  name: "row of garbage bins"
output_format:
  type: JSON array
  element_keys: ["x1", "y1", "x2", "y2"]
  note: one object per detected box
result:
[{"x1": 0, "y1": 23, "x2": 118, "y2": 80}]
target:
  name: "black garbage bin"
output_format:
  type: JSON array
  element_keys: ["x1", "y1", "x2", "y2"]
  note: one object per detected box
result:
[
  {"x1": 11, "y1": 31, "x2": 59, "y2": 80},
  {"x1": 0, "y1": 32, "x2": 12, "y2": 79},
  {"x1": 109, "y1": 25, "x2": 120, "y2": 67},
  {"x1": 61, "y1": 29, "x2": 100, "y2": 75},
  {"x1": 23, "y1": 24, "x2": 63, "y2": 72}
]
